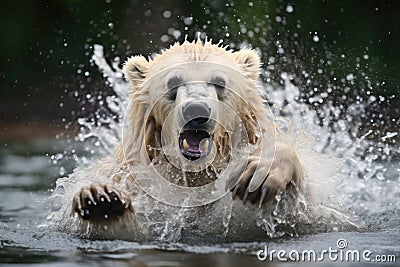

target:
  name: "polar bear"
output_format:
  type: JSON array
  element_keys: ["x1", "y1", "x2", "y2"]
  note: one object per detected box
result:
[{"x1": 68, "y1": 39, "x2": 303, "y2": 240}]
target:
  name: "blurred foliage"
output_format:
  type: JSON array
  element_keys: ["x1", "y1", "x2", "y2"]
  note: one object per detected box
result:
[{"x1": 0, "y1": 0, "x2": 398, "y2": 122}]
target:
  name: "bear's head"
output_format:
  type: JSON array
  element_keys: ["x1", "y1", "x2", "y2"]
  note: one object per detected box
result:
[{"x1": 121, "y1": 40, "x2": 268, "y2": 169}]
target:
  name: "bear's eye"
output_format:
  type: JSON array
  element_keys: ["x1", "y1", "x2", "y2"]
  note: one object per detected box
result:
[
  {"x1": 210, "y1": 76, "x2": 226, "y2": 100},
  {"x1": 167, "y1": 76, "x2": 183, "y2": 90},
  {"x1": 211, "y1": 76, "x2": 226, "y2": 90},
  {"x1": 167, "y1": 76, "x2": 183, "y2": 101}
]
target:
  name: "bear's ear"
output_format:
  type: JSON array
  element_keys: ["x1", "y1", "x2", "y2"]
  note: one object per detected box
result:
[
  {"x1": 123, "y1": 55, "x2": 149, "y2": 89},
  {"x1": 234, "y1": 49, "x2": 261, "y2": 80}
]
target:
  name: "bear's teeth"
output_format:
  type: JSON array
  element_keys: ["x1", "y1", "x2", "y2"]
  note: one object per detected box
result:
[
  {"x1": 201, "y1": 139, "x2": 209, "y2": 152},
  {"x1": 182, "y1": 139, "x2": 189, "y2": 150}
]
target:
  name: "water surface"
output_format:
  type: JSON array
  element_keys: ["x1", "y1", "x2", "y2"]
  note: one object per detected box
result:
[{"x1": 0, "y1": 137, "x2": 399, "y2": 266}]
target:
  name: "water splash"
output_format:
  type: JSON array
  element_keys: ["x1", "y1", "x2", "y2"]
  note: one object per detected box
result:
[
  {"x1": 48, "y1": 38, "x2": 399, "y2": 241},
  {"x1": 265, "y1": 70, "x2": 399, "y2": 223}
]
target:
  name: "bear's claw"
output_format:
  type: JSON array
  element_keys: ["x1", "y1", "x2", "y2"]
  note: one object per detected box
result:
[
  {"x1": 232, "y1": 182, "x2": 276, "y2": 207},
  {"x1": 228, "y1": 144, "x2": 302, "y2": 207},
  {"x1": 72, "y1": 182, "x2": 133, "y2": 221}
]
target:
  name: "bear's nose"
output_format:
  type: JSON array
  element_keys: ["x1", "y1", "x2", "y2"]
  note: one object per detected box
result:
[{"x1": 182, "y1": 102, "x2": 212, "y2": 126}]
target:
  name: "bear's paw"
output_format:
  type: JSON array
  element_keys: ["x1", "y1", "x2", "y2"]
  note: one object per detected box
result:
[{"x1": 72, "y1": 182, "x2": 133, "y2": 222}]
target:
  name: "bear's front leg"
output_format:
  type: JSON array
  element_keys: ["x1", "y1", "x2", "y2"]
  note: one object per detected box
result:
[
  {"x1": 227, "y1": 143, "x2": 303, "y2": 207},
  {"x1": 72, "y1": 182, "x2": 133, "y2": 221}
]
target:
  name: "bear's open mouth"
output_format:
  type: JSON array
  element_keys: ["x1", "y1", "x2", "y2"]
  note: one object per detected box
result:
[{"x1": 179, "y1": 129, "x2": 213, "y2": 161}]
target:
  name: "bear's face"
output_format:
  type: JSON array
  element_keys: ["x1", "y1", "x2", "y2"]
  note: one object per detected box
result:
[{"x1": 123, "y1": 41, "x2": 261, "y2": 163}]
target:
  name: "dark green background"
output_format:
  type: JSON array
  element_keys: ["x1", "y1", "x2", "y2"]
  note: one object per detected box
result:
[{"x1": 0, "y1": 0, "x2": 398, "y2": 137}]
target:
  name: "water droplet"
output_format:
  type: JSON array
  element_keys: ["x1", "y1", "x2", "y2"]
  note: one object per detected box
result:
[
  {"x1": 59, "y1": 166, "x2": 65, "y2": 176},
  {"x1": 346, "y1": 73, "x2": 354, "y2": 81},
  {"x1": 286, "y1": 5, "x2": 294, "y2": 13},
  {"x1": 369, "y1": 95, "x2": 377, "y2": 102},
  {"x1": 313, "y1": 35, "x2": 319, "y2": 42},
  {"x1": 184, "y1": 16, "x2": 193, "y2": 25},
  {"x1": 144, "y1": 10, "x2": 151, "y2": 17},
  {"x1": 172, "y1": 30, "x2": 181, "y2": 39},
  {"x1": 160, "y1": 35, "x2": 169, "y2": 42},
  {"x1": 163, "y1": 10, "x2": 171, "y2": 19},
  {"x1": 376, "y1": 172, "x2": 385, "y2": 180}
]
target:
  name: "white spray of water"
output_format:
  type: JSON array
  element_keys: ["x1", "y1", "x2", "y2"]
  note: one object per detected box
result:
[{"x1": 47, "y1": 42, "x2": 399, "y2": 242}]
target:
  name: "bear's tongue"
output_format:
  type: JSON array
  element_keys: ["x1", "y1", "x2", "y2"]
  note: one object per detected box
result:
[{"x1": 180, "y1": 130, "x2": 210, "y2": 154}]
